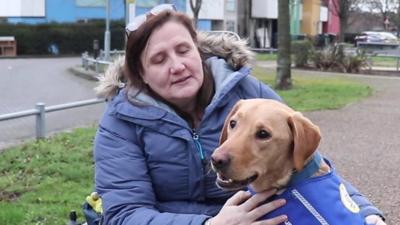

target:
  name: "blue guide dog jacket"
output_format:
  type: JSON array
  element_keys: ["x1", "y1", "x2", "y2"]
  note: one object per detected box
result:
[{"x1": 250, "y1": 154, "x2": 369, "y2": 225}]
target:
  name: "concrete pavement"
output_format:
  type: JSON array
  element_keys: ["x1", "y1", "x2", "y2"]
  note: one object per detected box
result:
[
  {"x1": 0, "y1": 57, "x2": 105, "y2": 149},
  {"x1": 305, "y1": 73, "x2": 400, "y2": 225}
]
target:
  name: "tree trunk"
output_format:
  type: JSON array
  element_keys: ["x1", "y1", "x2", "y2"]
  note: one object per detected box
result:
[
  {"x1": 396, "y1": 0, "x2": 400, "y2": 37},
  {"x1": 338, "y1": 0, "x2": 349, "y2": 42},
  {"x1": 190, "y1": 0, "x2": 202, "y2": 29},
  {"x1": 276, "y1": 0, "x2": 292, "y2": 90},
  {"x1": 339, "y1": 16, "x2": 347, "y2": 42}
]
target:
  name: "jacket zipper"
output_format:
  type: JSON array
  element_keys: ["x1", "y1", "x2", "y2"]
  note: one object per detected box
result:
[
  {"x1": 192, "y1": 129, "x2": 207, "y2": 199},
  {"x1": 291, "y1": 189, "x2": 330, "y2": 225},
  {"x1": 192, "y1": 129, "x2": 206, "y2": 163}
]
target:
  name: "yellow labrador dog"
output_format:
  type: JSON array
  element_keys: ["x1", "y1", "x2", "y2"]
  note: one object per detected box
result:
[{"x1": 211, "y1": 99, "x2": 382, "y2": 225}]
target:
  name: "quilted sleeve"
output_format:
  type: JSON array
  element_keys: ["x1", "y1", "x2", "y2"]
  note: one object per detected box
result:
[
  {"x1": 94, "y1": 126, "x2": 210, "y2": 225},
  {"x1": 341, "y1": 179, "x2": 385, "y2": 220}
]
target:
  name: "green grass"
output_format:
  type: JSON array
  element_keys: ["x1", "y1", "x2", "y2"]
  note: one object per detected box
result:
[
  {"x1": 0, "y1": 127, "x2": 96, "y2": 225},
  {"x1": 255, "y1": 53, "x2": 277, "y2": 61},
  {"x1": 0, "y1": 69, "x2": 372, "y2": 225},
  {"x1": 370, "y1": 55, "x2": 398, "y2": 67},
  {"x1": 252, "y1": 67, "x2": 372, "y2": 111}
]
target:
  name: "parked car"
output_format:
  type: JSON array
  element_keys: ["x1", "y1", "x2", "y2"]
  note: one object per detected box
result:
[{"x1": 355, "y1": 31, "x2": 399, "y2": 46}]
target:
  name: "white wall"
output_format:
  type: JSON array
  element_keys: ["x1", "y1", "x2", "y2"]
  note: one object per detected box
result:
[
  {"x1": 320, "y1": 6, "x2": 328, "y2": 22},
  {"x1": 252, "y1": 0, "x2": 278, "y2": 19},
  {"x1": 0, "y1": 0, "x2": 45, "y2": 17},
  {"x1": 186, "y1": 0, "x2": 224, "y2": 20}
]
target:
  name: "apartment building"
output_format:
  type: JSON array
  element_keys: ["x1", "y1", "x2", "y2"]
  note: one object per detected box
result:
[
  {"x1": 2, "y1": 0, "x2": 125, "y2": 24},
  {"x1": 240, "y1": 0, "x2": 340, "y2": 48},
  {"x1": 1, "y1": 0, "x2": 339, "y2": 48}
]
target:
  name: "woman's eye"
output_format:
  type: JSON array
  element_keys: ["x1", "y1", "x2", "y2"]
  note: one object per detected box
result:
[
  {"x1": 178, "y1": 48, "x2": 189, "y2": 54},
  {"x1": 152, "y1": 55, "x2": 165, "y2": 64},
  {"x1": 256, "y1": 130, "x2": 271, "y2": 139},
  {"x1": 177, "y1": 45, "x2": 190, "y2": 54},
  {"x1": 229, "y1": 120, "x2": 236, "y2": 129}
]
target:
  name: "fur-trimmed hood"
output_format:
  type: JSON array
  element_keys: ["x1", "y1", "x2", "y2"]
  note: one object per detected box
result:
[{"x1": 95, "y1": 32, "x2": 254, "y2": 99}]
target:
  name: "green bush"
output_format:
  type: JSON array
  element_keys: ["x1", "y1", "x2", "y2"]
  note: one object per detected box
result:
[
  {"x1": 310, "y1": 43, "x2": 370, "y2": 73},
  {"x1": 310, "y1": 45, "x2": 340, "y2": 71},
  {"x1": 292, "y1": 40, "x2": 313, "y2": 67},
  {"x1": 0, "y1": 20, "x2": 125, "y2": 55},
  {"x1": 340, "y1": 49, "x2": 370, "y2": 73}
]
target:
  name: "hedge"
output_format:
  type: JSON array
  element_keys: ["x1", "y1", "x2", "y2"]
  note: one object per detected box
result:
[
  {"x1": 0, "y1": 20, "x2": 125, "y2": 55},
  {"x1": 292, "y1": 40, "x2": 313, "y2": 68}
]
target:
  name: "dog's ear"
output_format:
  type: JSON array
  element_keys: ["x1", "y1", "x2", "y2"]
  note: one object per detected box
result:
[
  {"x1": 288, "y1": 112, "x2": 321, "y2": 171},
  {"x1": 220, "y1": 101, "x2": 242, "y2": 145}
]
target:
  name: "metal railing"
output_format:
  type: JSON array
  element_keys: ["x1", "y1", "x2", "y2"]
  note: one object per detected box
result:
[
  {"x1": 356, "y1": 41, "x2": 399, "y2": 50},
  {"x1": 251, "y1": 48, "x2": 277, "y2": 53},
  {"x1": 81, "y1": 52, "x2": 112, "y2": 73},
  {"x1": 0, "y1": 98, "x2": 104, "y2": 140},
  {"x1": 81, "y1": 49, "x2": 124, "y2": 73},
  {"x1": 356, "y1": 42, "x2": 400, "y2": 71},
  {"x1": 205, "y1": 30, "x2": 241, "y2": 40}
]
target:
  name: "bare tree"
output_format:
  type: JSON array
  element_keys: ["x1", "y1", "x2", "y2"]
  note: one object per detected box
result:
[
  {"x1": 365, "y1": 0, "x2": 391, "y2": 25},
  {"x1": 190, "y1": 0, "x2": 202, "y2": 28},
  {"x1": 364, "y1": 0, "x2": 399, "y2": 15},
  {"x1": 365, "y1": 0, "x2": 400, "y2": 34},
  {"x1": 276, "y1": 0, "x2": 292, "y2": 90},
  {"x1": 394, "y1": 1, "x2": 400, "y2": 35},
  {"x1": 328, "y1": 0, "x2": 364, "y2": 42}
]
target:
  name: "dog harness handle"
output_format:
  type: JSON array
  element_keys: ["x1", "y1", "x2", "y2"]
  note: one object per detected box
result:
[{"x1": 288, "y1": 152, "x2": 323, "y2": 186}]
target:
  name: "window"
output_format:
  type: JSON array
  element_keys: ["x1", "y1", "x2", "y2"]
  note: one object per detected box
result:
[
  {"x1": 226, "y1": 20, "x2": 235, "y2": 32},
  {"x1": 136, "y1": 0, "x2": 159, "y2": 8},
  {"x1": 76, "y1": 0, "x2": 105, "y2": 7},
  {"x1": 226, "y1": 0, "x2": 235, "y2": 11}
]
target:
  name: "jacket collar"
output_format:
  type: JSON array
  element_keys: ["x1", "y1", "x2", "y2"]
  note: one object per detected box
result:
[{"x1": 287, "y1": 152, "x2": 323, "y2": 186}]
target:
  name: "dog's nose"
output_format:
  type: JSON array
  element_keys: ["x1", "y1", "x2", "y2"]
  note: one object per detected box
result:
[{"x1": 211, "y1": 155, "x2": 231, "y2": 171}]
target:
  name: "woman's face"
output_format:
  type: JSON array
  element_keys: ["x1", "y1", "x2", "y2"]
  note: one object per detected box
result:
[{"x1": 140, "y1": 20, "x2": 204, "y2": 111}]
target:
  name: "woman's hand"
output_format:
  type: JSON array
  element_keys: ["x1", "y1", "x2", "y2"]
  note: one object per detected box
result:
[
  {"x1": 365, "y1": 215, "x2": 386, "y2": 225},
  {"x1": 208, "y1": 189, "x2": 287, "y2": 225}
]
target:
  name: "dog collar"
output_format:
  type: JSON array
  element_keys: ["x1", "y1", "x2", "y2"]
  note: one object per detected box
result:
[{"x1": 288, "y1": 152, "x2": 323, "y2": 186}]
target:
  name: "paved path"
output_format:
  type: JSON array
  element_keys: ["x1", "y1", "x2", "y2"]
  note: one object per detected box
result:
[
  {"x1": 260, "y1": 66, "x2": 400, "y2": 224},
  {"x1": 0, "y1": 57, "x2": 105, "y2": 149},
  {"x1": 306, "y1": 73, "x2": 400, "y2": 225}
]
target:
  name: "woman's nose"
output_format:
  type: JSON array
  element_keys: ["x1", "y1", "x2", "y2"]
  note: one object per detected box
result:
[{"x1": 169, "y1": 56, "x2": 186, "y2": 74}]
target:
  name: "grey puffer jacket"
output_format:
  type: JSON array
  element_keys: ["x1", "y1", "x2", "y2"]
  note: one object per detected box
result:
[{"x1": 93, "y1": 33, "x2": 382, "y2": 225}]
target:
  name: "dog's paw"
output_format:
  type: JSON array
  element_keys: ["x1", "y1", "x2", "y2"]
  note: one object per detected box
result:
[{"x1": 365, "y1": 215, "x2": 386, "y2": 225}]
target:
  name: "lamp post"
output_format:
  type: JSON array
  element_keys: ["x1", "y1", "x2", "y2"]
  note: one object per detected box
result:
[
  {"x1": 104, "y1": 0, "x2": 111, "y2": 60},
  {"x1": 126, "y1": 0, "x2": 136, "y2": 24},
  {"x1": 125, "y1": 0, "x2": 136, "y2": 43}
]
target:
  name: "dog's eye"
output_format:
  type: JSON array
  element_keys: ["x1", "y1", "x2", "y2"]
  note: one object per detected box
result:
[
  {"x1": 229, "y1": 120, "x2": 237, "y2": 129},
  {"x1": 256, "y1": 130, "x2": 271, "y2": 139}
]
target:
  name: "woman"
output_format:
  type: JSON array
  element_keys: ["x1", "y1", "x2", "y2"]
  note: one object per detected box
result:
[{"x1": 94, "y1": 4, "x2": 385, "y2": 225}]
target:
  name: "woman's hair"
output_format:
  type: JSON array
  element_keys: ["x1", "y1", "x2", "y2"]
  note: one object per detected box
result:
[{"x1": 124, "y1": 11, "x2": 215, "y2": 124}]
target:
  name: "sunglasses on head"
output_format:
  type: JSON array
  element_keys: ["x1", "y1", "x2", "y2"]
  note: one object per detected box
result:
[{"x1": 125, "y1": 4, "x2": 177, "y2": 37}]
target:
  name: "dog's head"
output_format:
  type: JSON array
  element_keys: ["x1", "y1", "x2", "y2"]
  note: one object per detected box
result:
[{"x1": 211, "y1": 99, "x2": 321, "y2": 192}]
